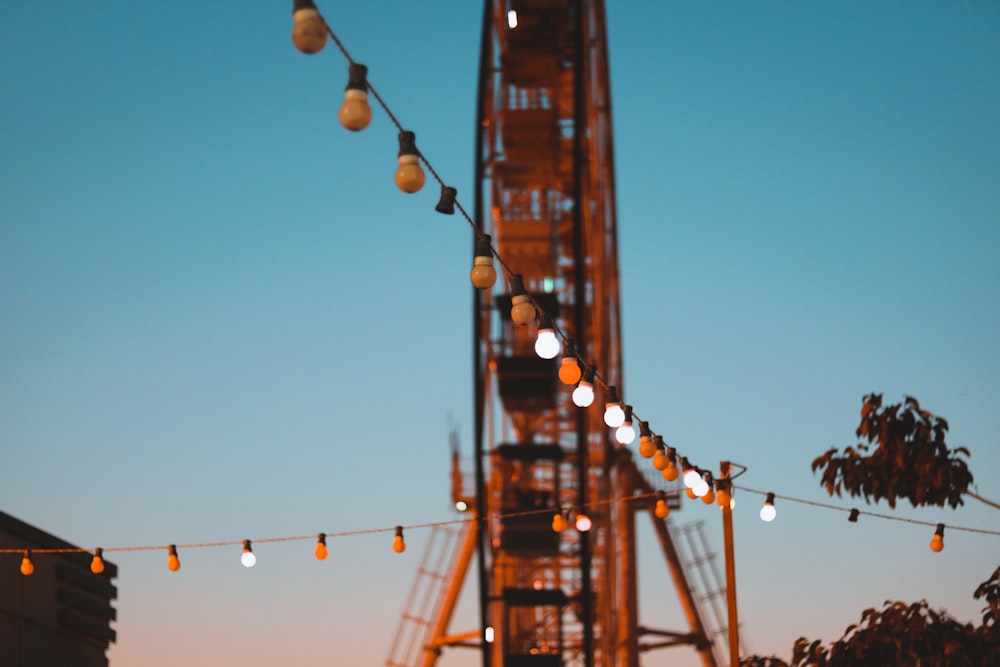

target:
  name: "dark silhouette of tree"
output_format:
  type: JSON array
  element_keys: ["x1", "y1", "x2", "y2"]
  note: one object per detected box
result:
[{"x1": 742, "y1": 395, "x2": 999, "y2": 666}]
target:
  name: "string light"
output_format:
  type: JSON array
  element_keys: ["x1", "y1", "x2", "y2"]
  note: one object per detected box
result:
[
  {"x1": 652, "y1": 436, "x2": 668, "y2": 470},
  {"x1": 91, "y1": 548, "x2": 105, "y2": 574},
  {"x1": 551, "y1": 511, "x2": 568, "y2": 533},
  {"x1": 470, "y1": 234, "x2": 497, "y2": 289},
  {"x1": 692, "y1": 475, "x2": 710, "y2": 498},
  {"x1": 20, "y1": 550, "x2": 34, "y2": 576},
  {"x1": 241, "y1": 540, "x2": 256, "y2": 567},
  {"x1": 509, "y1": 274, "x2": 536, "y2": 324},
  {"x1": 571, "y1": 366, "x2": 595, "y2": 408},
  {"x1": 637, "y1": 421, "x2": 655, "y2": 458},
  {"x1": 662, "y1": 447, "x2": 680, "y2": 482},
  {"x1": 681, "y1": 457, "x2": 700, "y2": 488},
  {"x1": 701, "y1": 482, "x2": 716, "y2": 505},
  {"x1": 615, "y1": 406, "x2": 636, "y2": 445},
  {"x1": 716, "y1": 481, "x2": 731, "y2": 509},
  {"x1": 534, "y1": 316, "x2": 560, "y2": 359},
  {"x1": 575, "y1": 513, "x2": 592, "y2": 533},
  {"x1": 339, "y1": 63, "x2": 372, "y2": 131},
  {"x1": 654, "y1": 492, "x2": 670, "y2": 519},
  {"x1": 558, "y1": 340, "x2": 582, "y2": 385},
  {"x1": 603, "y1": 386, "x2": 625, "y2": 428},
  {"x1": 435, "y1": 185, "x2": 458, "y2": 215},
  {"x1": 848, "y1": 508, "x2": 860, "y2": 523},
  {"x1": 314, "y1": 533, "x2": 328, "y2": 560},
  {"x1": 394, "y1": 131, "x2": 425, "y2": 193},
  {"x1": 393, "y1": 526, "x2": 406, "y2": 553},
  {"x1": 167, "y1": 545, "x2": 181, "y2": 572},
  {"x1": 930, "y1": 524, "x2": 945, "y2": 552},
  {"x1": 290, "y1": 0, "x2": 328, "y2": 54},
  {"x1": 759, "y1": 492, "x2": 777, "y2": 522}
]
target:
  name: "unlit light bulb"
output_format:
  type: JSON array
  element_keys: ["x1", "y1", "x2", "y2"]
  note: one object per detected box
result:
[
  {"x1": 395, "y1": 131, "x2": 425, "y2": 193},
  {"x1": 241, "y1": 540, "x2": 256, "y2": 567},
  {"x1": 637, "y1": 422, "x2": 655, "y2": 458},
  {"x1": 470, "y1": 234, "x2": 497, "y2": 289},
  {"x1": 393, "y1": 526, "x2": 406, "y2": 553},
  {"x1": 509, "y1": 275, "x2": 536, "y2": 325},
  {"x1": 551, "y1": 512, "x2": 567, "y2": 533},
  {"x1": 291, "y1": 0, "x2": 328, "y2": 54},
  {"x1": 339, "y1": 63, "x2": 372, "y2": 131},
  {"x1": 20, "y1": 551, "x2": 34, "y2": 576},
  {"x1": 759, "y1": 493, "x2": 776, "y2": 522}
]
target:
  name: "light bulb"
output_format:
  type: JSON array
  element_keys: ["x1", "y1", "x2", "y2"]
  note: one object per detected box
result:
[
  {"x1": 702, "y1": 488, "x2": 716, "y2": 504},
  {"x1": 167, "y1": 545, "x2": 181, "y2": 572},
  {"x1": 662, "y1": 465, "x2": 679, "y2": 482},
  {"x1": 241, "y1": 540, "x2": 256, "y2": 567},
  {"x1": 637, "y1": 422, "x2": 655, "y2": 458},
  {"x1": 652, "y1": 436, "x2": 668, "y2": 470},
  {"x1": 603, "y1": 386, "x2": 625, "y2": 428},
  {"x1": 654, "y1": 493, "x2": 670, "y2": 519},
  {"x1": 681, "y1": 459, "x2": 700, "y2": 488},
  {"x1": 717, "y1": 487, "x2": 731, "y2": 509},
  {"x1": 551, "y1": 512, "x2": 567, "y2": 533},
  {"x1": 559, "y1": 354, "x2": 582, "y2": 385},
  {"x1": 534, "y1": 318, "x2": 560, "y2": 359},
  {"x1": 759, "y1": 493, "x2": 776, "y2": 522},
  {"x1": 339, "y1": 63, "x2": 372, "y2": 131},
  {"x1": 291, "y1": 0, "x2": 327, "y2": 54},
  {"x1": 693, "y1": 478, "x2": 710, "y2": 498},
  {"x1": 930, "y1": 524, "x2": 944, "y2": 552},
  {"x1": 393, "y1": 526, "x2": 406, "y2": 553},
  {"x1": 20, "y1": 551, "x2": 34, "y2": 576},
  {"x1": 395, "y1": 131, "x2": 425, "y2": 193},
  {"x1": 686, "y1": 487, "x2": 697, "y2": 499},
  {"x1": 507, "y1": 9, "x2": 518, "y2": 29},
  {"x1": 615, "y1": 408, "x2": 636, "y2": 445},
  {"x1": 470, "y1": 234, "x2": 497, "y2": 289},
  {"x1": 91, "y1": 548, "x2": 105, "y2": 575},
  {"x1": 314, "y1": 533, "x2": 328, "y2": 561},
  {"x1": 572, "y1": 380, "x2": 594, "y2": 407},
  {"x1": 509, "y1": 275, "x2": 536, "y2": 324},
  {"x1": 575, "y1": 513, "x2": 592, "y2": 532}
]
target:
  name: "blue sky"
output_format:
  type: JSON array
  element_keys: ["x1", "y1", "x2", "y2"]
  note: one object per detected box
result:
[{"x1": 2, "y1": 2, "x2": 998, "y2": 666}]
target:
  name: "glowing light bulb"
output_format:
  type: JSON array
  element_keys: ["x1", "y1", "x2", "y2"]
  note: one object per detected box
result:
[
  {"x1": 291, "y1": 0, "x2": 327, "y2": 54},
  {"x1": 693, "y1": 478, "x2": 710, "y2": 498},
  {"x1": 241, "y1": 540, "x2": 256, "y2": 567},
  {"x1": 637, "y1": 422, "x2": 655, "y2": 458},
  {"x1": 930, "y1": 524, "x2": 944, "y2": 552},
  {"x1": 572, "y1": 376, "x2": 595, "y2": 408},
  {"x1": 339, "y1": 63, "x2": 372, "y2": 131},
  {"x1": 393, "y1": 526, "x2": 406, "y2": 553},
  {"x1": 759, "y1": 493, "x2": 776, "y2": 522},
  {"x1": 470, "y1": 234, "x2": 497, "y2": 289},
  {"x1": 314, "y1": 533, "x2": 328, "y2": 561},
  {"x1": 681, "y1": 458, "x2": 700, "y2": 488},
  {"x1": 551, "y1": 512, "x2": 567, "y2": 533},
  {"x1": 167, "y1": 545, "x2": 181, "y2": 572},
  {"x1": 534, "y1": 317, "x2": 560, "y2": 359},
  {"x1": 575, "y1": 513, "x2": 592, "y2": 533},
  {"x1": 484, "y1": 626, "x2": 495, "y2": 644},
  {"x1": 509, "y1": 274, "x2": 536, "y2": 324},
  {"x1": 91, "y1": 548, "x2": 105, "y2": 574},
  {"x1": 395, "y1": 131, "x2": 425, "y2": 193},
  {"x1": 507, "y1": 9, "x2": 518, "y2": 29},
  {"x1": 558, "y1": 340, "x2": 582, "y2": 385},
  {"x1": 615, "y1": 406, "x2": 636, "y2": 445},
  {"x1": 20, "y1": 550, "x2": 34, "y2": 576},
  {"x1": 603, "y1": 386, "x2": 625, "y2": 427},
  {"x1": 654, "y1": 492, "x2": 670, "y2": 519},
  {"x1": 455, "y1": 500, "x2": 469, "y2": 512}
]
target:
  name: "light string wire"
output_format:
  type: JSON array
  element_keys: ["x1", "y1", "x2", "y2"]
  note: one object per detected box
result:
[
  {"x1": 9, "y1": 8, "x2": 998, "y2": 568},
  {"x1": 4, "y1": 485, "x2": 997, "y2": 559}
]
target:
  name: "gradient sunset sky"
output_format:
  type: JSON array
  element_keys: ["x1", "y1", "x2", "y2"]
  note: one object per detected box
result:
[{"x1": 2, "y1": 2, "x2": 998, "y2": 666}]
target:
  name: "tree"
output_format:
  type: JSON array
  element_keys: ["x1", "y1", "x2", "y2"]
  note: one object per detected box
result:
[{"x1": 742, "y1": 394, "x2": 999, "y2": 666}]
